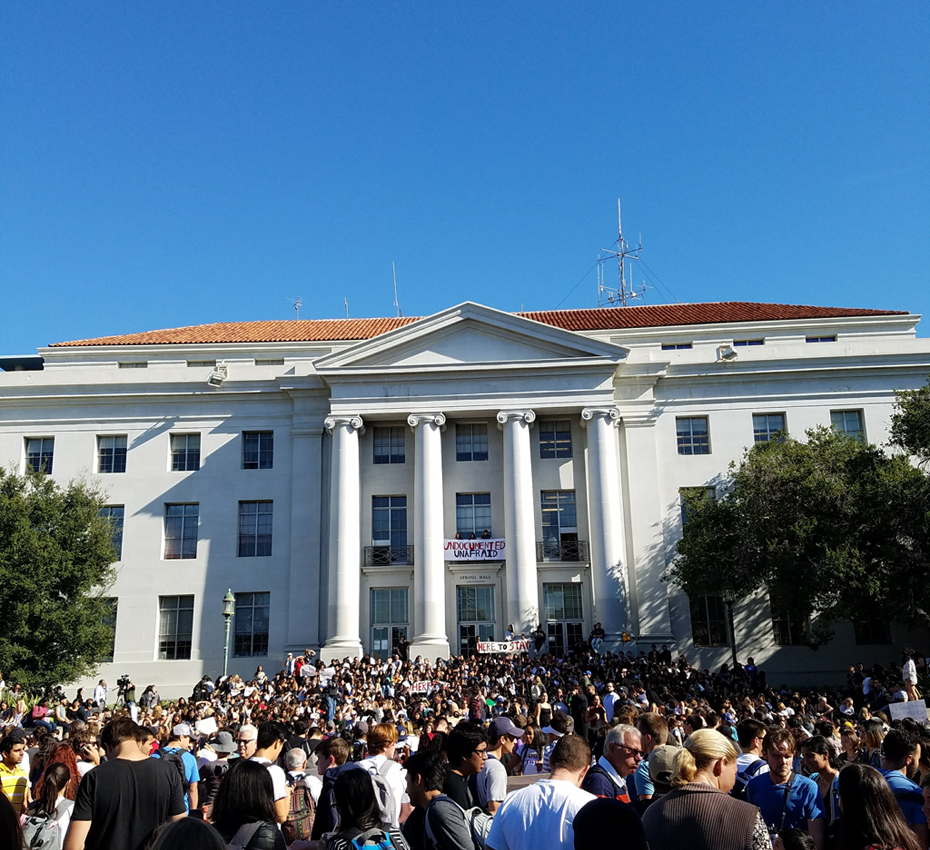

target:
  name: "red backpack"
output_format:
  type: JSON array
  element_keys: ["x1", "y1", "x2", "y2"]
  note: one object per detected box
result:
[{"x1": 281, "y1": 775, "x2": 315, "y2": 845}]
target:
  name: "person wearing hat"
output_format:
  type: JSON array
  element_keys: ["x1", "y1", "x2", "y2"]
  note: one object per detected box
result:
[
  {"x1": 478, "y1": 717, "x2": 523, "y2": 814},
  {"x1": 151, "y1": 723, "x2": 200, "y2": 813},
  {"x1": 197, "y1": 731, "x2": 237, "y2": 813},
  {"x1": 646, "y1": 744, "x2": 678, "y2": 802}
]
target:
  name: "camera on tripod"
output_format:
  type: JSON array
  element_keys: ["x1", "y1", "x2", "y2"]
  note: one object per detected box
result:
[{"x1": 117, "y1": 675, "x2": 132, "y2": 692}]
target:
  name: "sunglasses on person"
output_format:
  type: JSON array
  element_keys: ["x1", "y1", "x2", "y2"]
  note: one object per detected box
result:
[{"x1": 616, "y1": 744, "x2": 644, "y2": 759}]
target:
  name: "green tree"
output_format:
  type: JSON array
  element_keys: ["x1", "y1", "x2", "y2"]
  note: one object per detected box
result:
[
  {"x1": 0, "y1": 468, "x2": 118, "y2": 691},
  {"x1": 668, "y1": 427, "x2": 930, "y2": 647},
  {"x1": 891, "y1": 375, "x2": 930, "y2": 464}
]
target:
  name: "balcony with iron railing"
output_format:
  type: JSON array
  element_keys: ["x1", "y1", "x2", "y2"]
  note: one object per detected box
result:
[
  {"x1": 363, "y1": 545, "x2": 414, "y2": 567},
  {"x1": 536, "y1": 539, "x2": 589, "y2": 563}
]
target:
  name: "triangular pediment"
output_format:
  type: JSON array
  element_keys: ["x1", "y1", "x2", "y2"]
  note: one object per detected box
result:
[{"x1": 313, "y1": 302, "x2": 628, "y2": 373}]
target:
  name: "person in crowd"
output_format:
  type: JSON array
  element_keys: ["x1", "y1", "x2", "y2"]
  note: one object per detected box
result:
[
  {"x1": 152, "y1": 722, "x2": 200, "y2": 813},
  {"x1": 238, "y1": 724, "x2": 259, "y2": 760},
  {"x1": 251, "y1": 720, "x2": 291, "y2": 824},
  {"x1": 486, "y1": 735, "x2": 595, "y2": 850},
  {"x1": 23, "y1": 762, "x2": 74, "y2": 846},
  {"x1": 151, "y1": 817, "x2": 227, "y2": 850},
  {"x1": 860, "y1": 719, "x2": 885, "y2": 770},
  {"x1": 93, "y1": 681, "x2": 108, "y2": 711},
  {"x1": 642, "y1": 728, "x2": 769, "y2": 850},
  {"x1": 320, "y1": 768, "x2": 410, "y2": 850},
  {"x1": 514, "y1": 723, "x2": 542, "y2": 776},
  {"x1": 403, "y1": 749, "x2": 473, "y2": 850},
  {"x1": 477, "y1": 716, "x2": 522, "y2": 814},
  {"x1": 198, "y1": 730, "x2": 236, "y2": 813},
  {"x1": 0, "y1": 729, "x2": 29, "y2": 814},
  {"x1": 311, "y1": 735, "x2": 360, "y2": 841},
  {"x1": 746, "y1": 727, "x2": 826, "y2": 850},
  {"x1": 210, "y1": 759, "x2": 287, "y2": 850},
  {"x1": 879, "y1": 728, "x2": 929, "y2": 845},
  {"x1": 800, "y1": 736, "x2": 840, "y2": 847},
  {"x1": 632, "y1": 712, "x2": 669, "y2": 803},
  {"x1": 581, "y1": 722, "x2": 640, "y2": 804},
  {"x1": 442, "y1": 721, "x2": 485, "y2": 810},
  {"x1": 837, "y1": 764, "x2": 922, "y2": 850},
  {"x1": 359, "y1": 721, "x2": 409, "y2": 826},
  {"x1": 0, "y1": 792, "x2": 23, "y2": 850},
  {"x1": 64, "y1": 718, "x2": 185, "y2": 850}
]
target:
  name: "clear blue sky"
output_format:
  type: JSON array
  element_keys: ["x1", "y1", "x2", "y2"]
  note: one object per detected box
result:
[{"x1": 2, "y1": 2, "x2": 928, "y2": 352}]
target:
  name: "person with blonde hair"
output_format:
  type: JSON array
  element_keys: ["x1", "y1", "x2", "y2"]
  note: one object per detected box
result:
[{"x1": 642, "y1": 728, "x2": 770, "y2": 850}]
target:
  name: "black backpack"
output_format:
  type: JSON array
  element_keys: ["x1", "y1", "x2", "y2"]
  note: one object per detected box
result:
[{"x1": 156, "y1": 747, "x2": 191, "y2": 793}]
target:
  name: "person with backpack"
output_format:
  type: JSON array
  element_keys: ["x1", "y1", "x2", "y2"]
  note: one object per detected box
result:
[
  {"x1": 282, "y1": 749, "x2": 316, "y2": 848},
  {"x1": 311, "y1": 736, "x2": 364, "y2": 841},
  {"x1": 359, "y1": 723, "x2": 410, "y2": 826},
  {"x1": 152, "y1": 724, "x2": 200, "y2": 813},
  {"x1": 23, "y1": 762, "x2": 74, "y2": 849},
  {"x1": 320, "y1": 769, "x2": 411, "y2": 850},
  {"x1": 732, "y1": 719, "x2": 769, "y2": 801},
  {"x1": 402, "y1": 750, "x2": 475, "y2": 850}
]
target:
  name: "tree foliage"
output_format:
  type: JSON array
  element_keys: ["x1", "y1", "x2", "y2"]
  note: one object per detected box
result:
[
  {"x1": 891, "y1": 375, "x2": 930, "y2": 464},
  {"x1": 669, "y1": 427, "x2": 930, "y2": 648},
  {"x1": 0, "y1": 468, "x2": 118, "y2": 691}
]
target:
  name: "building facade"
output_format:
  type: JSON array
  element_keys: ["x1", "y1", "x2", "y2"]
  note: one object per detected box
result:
[{"x1": 2, "y1": 301, "x2": 929, "y2": 693}]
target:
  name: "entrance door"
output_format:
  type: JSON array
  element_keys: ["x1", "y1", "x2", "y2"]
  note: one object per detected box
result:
[
  {"x1": 544, "y1": 583, "x2": 584, "y2": 655},
  {"x1": 457, "y1": 586, "x2": 495, "y2": 655}
]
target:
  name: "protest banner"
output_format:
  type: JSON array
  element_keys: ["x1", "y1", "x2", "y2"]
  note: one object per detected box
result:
[
  {"x1": 444, "y1": 538, "x2": 506, "y2": 561},
  {"x1": 889, "y1": 699, "x2": 929, "y2": 722},
  {"x1": 477, "y1": 638, "x2": 530, "y2": 654}
]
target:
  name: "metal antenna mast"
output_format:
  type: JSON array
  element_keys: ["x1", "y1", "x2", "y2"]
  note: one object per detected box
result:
[
  {"x1": 597, "y1": 199, "x2": 645, "y2": 307},
  {"x1": 392, "y1": 262, "x2": 402, "y2": 317},
  {"x1": 288, "y1": 297, "x2": 302, "y2": 319}
]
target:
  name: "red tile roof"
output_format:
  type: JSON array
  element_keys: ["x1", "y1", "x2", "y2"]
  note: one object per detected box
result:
[{"x1": 49, "y1": 302, "x2": 907, "y2": 347}]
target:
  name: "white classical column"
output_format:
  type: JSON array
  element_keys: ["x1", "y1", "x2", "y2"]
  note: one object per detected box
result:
[
  {"x1": 320, "y1": 415, "x2": 364, "y2": 662},
  {"x1": 582, "y1": 406, "x2": 628, "y2": 644},
  {"x1": 408, "y1": 413, "x2": 450, "y2": 660},
  {"x1": 497, "y1": 410, "x2": 539, "y2": 635}
]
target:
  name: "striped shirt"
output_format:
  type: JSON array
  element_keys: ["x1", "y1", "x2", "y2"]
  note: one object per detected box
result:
[{"x1": 0, "y1": 762, "x2": 28, "y2": 813}]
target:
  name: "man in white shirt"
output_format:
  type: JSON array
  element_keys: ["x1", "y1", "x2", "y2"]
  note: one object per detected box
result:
[
  {"x1": 93, "y1": 680, "x2": 107, "y2": 710},
  {"x1": 285, "y1": 748, "x2": 322, "y2": 805},
  {"x1": 486, "y1": 734, "x2": 595, "y2": 850},
  {"x1": 251, "y1": 721, "x2": 291, "y2": 823},
  {"x1": 359, "y1": 722, "x2": 410, "y2": 826},
  {"x1": 602, "y1": 682, "x2": 621, "y2": 723}
]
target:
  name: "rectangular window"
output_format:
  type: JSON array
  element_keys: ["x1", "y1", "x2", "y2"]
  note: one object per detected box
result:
[
  {"x1": 254, "y1": 358, "x2": 284, "y2": 366},
  {"x1": 854, "y1": 619, "x2": 892, "y2": 645},
  {"x1": 456, "y1": 493, "x2": 492, "y2": 537},
  {"x1": 373, "y1": 426, "x2": 405, "y2": 464},
  {"x1": 661, "y1": 342, "x2": 692, "y2": 350},
  {"x1": 239, "y1": 501, "x2": 273, "y2": 557},
  {"x1": 234, "y1": 592, "x2": 270, "y2": 657},
  {"x1": 733, "y1": 339, "x2": 764, "y2": 347},
  {"x1": 456, "y1": 424, "x2": 489, "y2": 462},
  {"x1": 690, "y1": 594, "x2": 729, "y2": 646},
  {"x1": 539, "y1": 420, "x2": 572, "y2": 459},
  {"x1": 158, "y1": 595, "x2": 194, "y2": 660},
  {"x1": 25, "y1": 437, "x2": 54, "y2": 474},
  {"x1": 371, "y1": 588, "x2": 409, "y2": 656},
  {"x1": 101, "y1": 598, "x2": 118, "y2": 662},
  {"x1": 831, "y1": 410, "x2": 864, "y2": 442},
  {"x1": 806, "y1": 336, "x2": 836, "y2": 343},
  {"x1": 676, "y1": 417, "x2": 710, "y2": 455},
  {"x1": 679, "y1": 487, "x2": 715, "y2": 526},
  {"x1": 371, "y1": 496, "x2": 408, "y2": 563},
  {"x1": 171, "y1": 434, "x2": 201, "y2": 471},
  {"x1": 752, "y1": 413, "x2": 786, "y2": 443},
  {"x1": 187, "y1": 360, "x2": 216, "y2": 368},
  {"x1": 770, "y1": 593, "x2": 807, "y2": 646},
  {"x1": 457, "y1": 586, "x2": 496, "y2": 653},
  {"x1": 100, "y1": 505, "x2": 125, "y2": 560},
  {"x1": 117, "y1": 361, "x2": 147, "y2": 369},
  {"x1": 540, "y1": 491, "x2": 579, "y2": 560},
  {"x1": 243, "y1": 431, "x2": 274, "y2": 470},
  {"x1": 97, "y1": 435, "x2": 128, "y2": 473},
  {"x1": 164, "y1": 504, "x2": 199, "y2": 559}
]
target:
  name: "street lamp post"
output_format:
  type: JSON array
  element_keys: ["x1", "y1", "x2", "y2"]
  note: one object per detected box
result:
[{"x1": 222, "y1": 589, "x2": 236, "y2": 678}]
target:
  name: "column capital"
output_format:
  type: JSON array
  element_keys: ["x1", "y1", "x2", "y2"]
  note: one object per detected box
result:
[
  {"x1": 407, "y1": 412, "x2": 446, "y2": 429},
  {"x1": 581, "y1": 407, "x2": 621, "y2": 428},
  {"x1": 324, "y1": 414, "x2": 364, "y2": 433},
  {"x1": 496, "y1": 410, "x2": 536, "y2": 428}
]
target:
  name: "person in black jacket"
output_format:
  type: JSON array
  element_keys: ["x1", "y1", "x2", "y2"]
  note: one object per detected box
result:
[
  {"x1": 569, "y1": 684, "x2": 589, "y2": 742},
  {"x1": 210, "y1": 760, "x2": 286, "y2": 850}
]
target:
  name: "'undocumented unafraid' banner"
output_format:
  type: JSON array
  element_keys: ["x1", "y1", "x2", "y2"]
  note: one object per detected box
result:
[
  {"x1": 477, "y1": 638, "x2": 530, "y2": 654},
  {"x1": 444, "y1": 538, "x2": 506, "y2": 561}
]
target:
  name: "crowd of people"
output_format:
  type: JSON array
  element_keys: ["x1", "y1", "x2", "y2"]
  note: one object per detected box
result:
[{"x1": 1, "y1": 642, "x2": 929, "y2": 850}]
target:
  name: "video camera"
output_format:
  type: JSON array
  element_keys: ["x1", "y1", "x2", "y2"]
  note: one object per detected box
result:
[{"x1": 117, "y1": 674, "x2": 132, "y2": 692}]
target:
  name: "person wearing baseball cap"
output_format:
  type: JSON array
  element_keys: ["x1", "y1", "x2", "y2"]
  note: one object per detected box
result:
[
  {"x1": 151, "y1": 723, "x2": 200, "y2": 813},
  {"x1": 477, "y1": 717, "x2": 524, "y2": 813}
]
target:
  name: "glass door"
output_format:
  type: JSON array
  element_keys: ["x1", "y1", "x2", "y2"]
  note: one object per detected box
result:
[{"x1": 456, "y1": 586, "x2": 495, "y2": 655}]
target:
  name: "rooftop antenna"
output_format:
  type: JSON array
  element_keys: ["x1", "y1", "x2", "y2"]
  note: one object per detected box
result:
[
  {"x1": 392, "y1": 262, "x2": 402, "y2": 317},
  {"x1": 344, "y1": 297, "x2": 349, "y2": 319},
  {"x1": 597, "y1": 199, "x2": 646, "y2": 307},
  {"x1": 288, "y1": 297, "x2": 302, "y2": 319}
]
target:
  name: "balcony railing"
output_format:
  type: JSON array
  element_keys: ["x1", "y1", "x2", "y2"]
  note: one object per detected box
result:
[
  {"x1": 537, "y1": 539, "x2": 589, "y2": 563},
  {"x1": 364, "y1": 545, "x2": 414, "y2": 567}
]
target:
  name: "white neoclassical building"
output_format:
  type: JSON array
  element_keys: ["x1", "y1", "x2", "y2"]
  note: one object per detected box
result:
[{"x1": 2, "y1": 300, "x2": 929, "y2": 693}]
